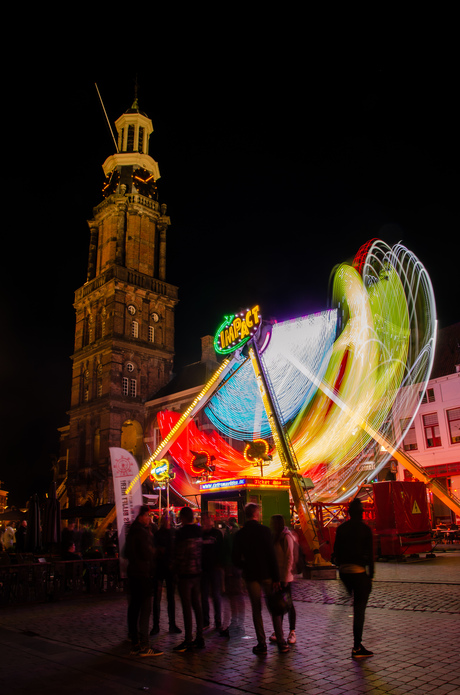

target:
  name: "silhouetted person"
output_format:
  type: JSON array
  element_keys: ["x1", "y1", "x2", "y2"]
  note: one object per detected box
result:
[
  {"x1": 333, "y1": 498, "x2": 374, "y2": 659},
  {"x1": 151, "y1": 514, "x2": 181, "y2": 635},
  {"x1": 173, "y1": 506, "x2": 204, "y2": 652},
  {"x1": 201, "y1": 513, "x2": 223, "y2": 630},
  {"x1": 232, "y1": 503, "x2": 286, "y2": 654},
  {"x1": 124, "y1": 506, "x2": 162, "y2": 657}
]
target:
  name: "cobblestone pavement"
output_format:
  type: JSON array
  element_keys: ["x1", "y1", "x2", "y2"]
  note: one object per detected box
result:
[{"x1": 1, "y1": 552, "x2": 459, "y2": 695}]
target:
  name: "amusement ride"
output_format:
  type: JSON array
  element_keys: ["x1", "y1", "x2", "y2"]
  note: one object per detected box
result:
[{"x1": 110, "y1": 239, "x2": 460, "y2": 561}]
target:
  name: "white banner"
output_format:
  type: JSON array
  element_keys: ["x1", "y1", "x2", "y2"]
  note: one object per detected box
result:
[{"x1": 109, "y1": 447, "x2": 143, "y2": 578}]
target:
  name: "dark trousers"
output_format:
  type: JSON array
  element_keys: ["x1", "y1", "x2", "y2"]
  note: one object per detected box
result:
[
  {"x1": 178, "y1": 575, "x2": 203, "y2": 643},
  {"x1": 201, "y1": 567, "x2": 222, "y2": 628},
  {"x1": 128, "y1": 576, "x2": 153, "y2": 648},
  {"x1": 340, "y1": 572, "x2": 372, "y2": 647},
  {"x1": 153, "y1": 569, "x2": 176, "y2": 628},
  {"x1": 246, "y1": 579, "x2": 284, "y2": 646},
  {"x1": 282, "y1": 582, "x2": 296, "y2": 632}
]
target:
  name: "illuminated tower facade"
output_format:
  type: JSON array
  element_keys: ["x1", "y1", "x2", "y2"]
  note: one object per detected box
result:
[{"x1": 65, "y1": 97, "x2": 178, "y2": 508}]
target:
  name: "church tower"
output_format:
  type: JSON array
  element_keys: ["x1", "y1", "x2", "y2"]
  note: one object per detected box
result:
[{"x1": 66, "y1": 96, "x2": 178, "y2": 508}]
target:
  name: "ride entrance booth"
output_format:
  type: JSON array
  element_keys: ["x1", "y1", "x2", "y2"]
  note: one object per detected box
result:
[{"x1": 199, "y1": 476, "x2": 290, "y2": 527}]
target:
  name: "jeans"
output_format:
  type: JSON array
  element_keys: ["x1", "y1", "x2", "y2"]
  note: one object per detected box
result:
[
  {"x1": 340, "y1": 572, "x2": 372, "y2": 647},
  {"x1": 153, "y1": 569, "x2": 177, "y2": 628},
  {"x1": 246, "y1": 579, "x2": 284, "y2": 646},
  {"x1": 127, "y1": 576, "x2": 153, "y2": 648},
  {"x1": 201, "y1": 567, "x2": 223, "y2": 627},
  {"x1": 282, "y1": 582, "x2": 296, "y2": 632},
  {"x1": 178, "y1": 575, "x2": 203, "y2": 643}
]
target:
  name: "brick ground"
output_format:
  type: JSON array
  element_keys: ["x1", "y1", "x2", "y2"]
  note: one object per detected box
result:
[{"x1": 0, "y1": 551, "x2": 459, "y2": 695}]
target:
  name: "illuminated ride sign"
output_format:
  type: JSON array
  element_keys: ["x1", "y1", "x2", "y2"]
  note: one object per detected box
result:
[
  {"x1": 214, "y1": 305, "x2": 261, "y2": 355},
  {"x1": 149, "y1": 459, "x2": 171, "y2": 483},
  {"x1": 200, "y1": 477, "x2": 290, "y2": 491}
]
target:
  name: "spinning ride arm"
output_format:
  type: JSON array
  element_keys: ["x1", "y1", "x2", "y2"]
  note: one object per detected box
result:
[{"x1": 248, "y1": 341, "x2": 329, "y2": 565}]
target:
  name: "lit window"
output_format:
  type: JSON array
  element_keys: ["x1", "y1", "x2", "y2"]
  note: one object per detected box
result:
[
  {"x1": 130, "y1": 379, "x2": 137, "y2": 397},
  {"x1": 132, "y1": 321, "x2": 139, "y2": 338},
  {"x1": 423, "y1": 412, "x2": 442, "y2": 448},
  {"x1": 122, "y1": 377, "x2": 129, "y2": 396},
  {"x1": 148, "y1": 325, "x2": 154, "y2": 342},
  {"x1": 400, "y1": 418, "x2": 417, "y2": 451},
  {"x1": 447, "y1": 408, "x2": 460, "y2": 444}
]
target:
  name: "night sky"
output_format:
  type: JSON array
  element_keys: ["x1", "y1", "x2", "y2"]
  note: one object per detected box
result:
[{"x1": 2, "y1": 23, "x2": 457, "y2": 507}]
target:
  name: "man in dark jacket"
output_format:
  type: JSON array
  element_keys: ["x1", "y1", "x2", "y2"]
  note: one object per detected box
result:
[
  {"x1": 124, "y1": 506, "x2": 162, "y2": 657},
  {"x1": 232, "y1": 503, "x2": 286, "y2": 654},
  {"x1": 333, "y1": 498, "x2": 374, "y2": 659},
  {"x1": 173, "y1": 506, "x2": 204, "y2": 652}
]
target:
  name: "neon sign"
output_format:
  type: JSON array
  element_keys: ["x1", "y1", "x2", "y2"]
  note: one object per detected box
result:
[
  {"x1": 149, "y1": 459, "x2": 171, "y2": 483},
  {"x1": 200, "y1": 477, "x2": 290, "y2": 491},
  {"x1": 214, "y1": 305, "x2": 261, "y2": 355}
]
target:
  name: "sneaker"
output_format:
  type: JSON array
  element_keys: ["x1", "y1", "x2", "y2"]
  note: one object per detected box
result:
[
  {"x1": 352, "y1": 644, "x2": 374, "y2": 658},
  {"x1": 278, "y1": 641, "x2": 290, "y2": 654},
  {"x1": 202, "y1": 624, "x2": 210, "y2": 631},
  {"x1": 168, "y1": 625, "x2": 182, "y2": 634},
  {"x1": 269, "y1": 632, "x2": 277, "y2": 643},
  {"x1": 130, "y1": 643, "x2": 141, "y2": 656},
  {"x1": 193, "y1": 637, "x2": 205, "y2": 649},
  {"x1": 139, "y1": 647, "x2": 163, "y2": 657},
  {"x1": 287, "y1": 630, "x2": 296, "y2": 645},
  {"x1": 173, "y1": 640, "x2": 193, "y2": 652},
  {"x1": 252, "y1": 643, "x2": 268, "y2": 655},
  {"x1": 150, "y1": 625, "x2": 160, "y2": 636}
]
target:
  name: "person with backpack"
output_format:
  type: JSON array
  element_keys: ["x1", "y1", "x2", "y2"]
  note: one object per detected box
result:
[{"x1": 269, "y1": 514, "x2": 297, "y2": 646}]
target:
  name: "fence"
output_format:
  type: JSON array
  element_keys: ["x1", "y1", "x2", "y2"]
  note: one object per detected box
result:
[{"x1": 0, "y1": 557, "x2": 126, "y2": 606}]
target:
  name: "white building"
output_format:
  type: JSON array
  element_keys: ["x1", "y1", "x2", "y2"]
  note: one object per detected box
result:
[{"x1": 393, "y1": 323, "x2": 460, "y2": 523}]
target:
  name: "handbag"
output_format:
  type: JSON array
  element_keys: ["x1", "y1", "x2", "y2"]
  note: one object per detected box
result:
[{"x1": 266, "y1": 587, "x2": 292, "y2": 616}]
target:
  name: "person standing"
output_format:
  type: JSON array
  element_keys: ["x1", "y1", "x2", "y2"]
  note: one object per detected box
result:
[
  {"x1": 220, "y1": 517, "x2": 245, "y2": 637},
  {"x1": 269, "y1": 515, "x2": 297, "y2": 646},
  {"x1": 232, "y1": 503, "x2": 287, "y2": 654},
  {"x1": 200, "y1": 513, "x2": 224, "y2": 631},
  {"x1": 151, "y1": 514, "x2": 181, "y2": 635},
  {"x1": 333, "y1": 498, "x2": 375, "y2": 659},
  {"x1": 173, "y1": 506, "x2": 204, "y2": 652},
  {"x1": 15, "y1": 520, "x2": 27, "y2": 553},
  {"x1": 124, "y1": 506, "x2": 162, "y2": 657}
]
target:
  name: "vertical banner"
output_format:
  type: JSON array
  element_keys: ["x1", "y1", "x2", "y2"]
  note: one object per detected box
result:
[{"x1": 110, "y1": 447, "x2": 143, "y2": 578}]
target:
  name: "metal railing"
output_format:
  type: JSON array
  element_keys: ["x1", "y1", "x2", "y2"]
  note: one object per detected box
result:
[{"x1": 0, "y1": 557, "x2": 126, "y2": 606}]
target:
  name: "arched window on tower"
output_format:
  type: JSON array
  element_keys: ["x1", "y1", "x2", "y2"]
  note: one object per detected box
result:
[{"x1": 132, "y1": 320, "x2": 139, "y2": 339}]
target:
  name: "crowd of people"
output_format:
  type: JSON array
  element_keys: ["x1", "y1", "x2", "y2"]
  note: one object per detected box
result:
[
  {"x1": 2, "y1": 498, "x2": 375, "y2": 661},
  {"x1": 123, "y1": 502, "x2": 302, "y2": 657}
]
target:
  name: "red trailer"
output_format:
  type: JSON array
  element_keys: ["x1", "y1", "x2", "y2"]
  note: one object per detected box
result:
[
  {"x1": 303, "y1": 481, "x2": 432, "y2": 563},
  {"x1": 372, "y1": 481, "x2": 432, "y2": 557}
]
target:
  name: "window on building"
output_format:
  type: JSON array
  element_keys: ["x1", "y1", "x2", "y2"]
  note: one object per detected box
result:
[
  {"x1": 148, "y1": 325, "x2": 154, "y2": 342},
  {"x1": 420, "y1": 388, "x2": 435, "y2": 404},
  {"x1": 122, "y1": 377, "x2": 129, "y2": 396},
  {"x1": 132, "y1": 321, "x2": 139, "y2": 338},
  {"x1": 447, "y1": 408, "x2": 460, "y2": 444},
  {"x1": 423, "y1": 412, "x2": 442, "y2": 448},
  {"x1": 400, "y1": 417, "x2": 417, "y2": 451},
  {"x1": 130, "y1": 379, "x2": 137, "y2": 397},
  {"x1": 138, "y1": 126, "x2": 144, "y2": 153}
]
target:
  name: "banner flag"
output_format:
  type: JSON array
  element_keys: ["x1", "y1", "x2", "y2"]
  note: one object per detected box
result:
[{"x1": 109, "y1": 447, "x2": 143, "y2": 578}]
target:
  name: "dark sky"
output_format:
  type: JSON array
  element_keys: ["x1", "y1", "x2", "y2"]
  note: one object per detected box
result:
[{"x1": 1, "y1": 24, "x2": 457, "y2": 506}]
